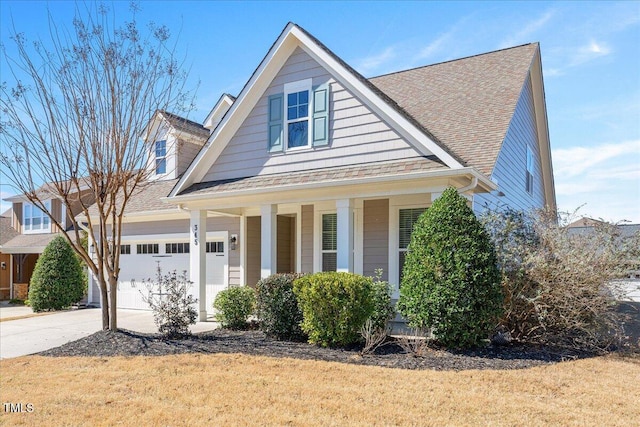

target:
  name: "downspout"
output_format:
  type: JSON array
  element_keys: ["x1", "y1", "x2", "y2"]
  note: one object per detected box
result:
[{"x1": 457, "y1": 176, "x2": 479, "y2": 195}]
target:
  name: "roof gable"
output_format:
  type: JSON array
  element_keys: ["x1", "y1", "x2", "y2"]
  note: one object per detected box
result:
[
  {"x1": 370, "y1": 44, "x2": 538, "y2": 176},
  {"x1": 169, "y1": 23, "x2": 464, "y2": 197}
]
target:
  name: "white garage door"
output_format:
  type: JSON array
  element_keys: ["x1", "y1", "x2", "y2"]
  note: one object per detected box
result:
[{"x1": 116, "y1": 234, "x2": 228, "y2": 314}]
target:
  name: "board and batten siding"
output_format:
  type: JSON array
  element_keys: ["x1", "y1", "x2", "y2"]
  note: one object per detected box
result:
[
  {"x1": 118, "y1": 216, "x2": 241, "y2": 286},
  {"x1": 301, "y1": 205, "x2": 314, "y2": 273},
  {"x1": 201, "y1": 47, "x2": 422, "y2": 182},
  {"x1": 363, "y1": 199, "x2": 389, "y2": 281},
  {"x1": 474, "y1": 75, "x2": 546, "y2": 214}
]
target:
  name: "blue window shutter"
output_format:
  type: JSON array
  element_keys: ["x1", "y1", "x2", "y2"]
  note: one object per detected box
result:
[
  {"x1": 268, "y1": 93, "x2": 284, "y2": 152},
  {"x1": 312, "y1": 84, "x2": 329, "y2": 147}
]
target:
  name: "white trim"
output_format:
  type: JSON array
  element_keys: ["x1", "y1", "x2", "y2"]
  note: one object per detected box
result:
[
  {"x1": 260, "y1": 204, "x2": 277, "y2": 278},
  {"x1": 313, "y1": 204, "x2": 336, "y2": 273},
  {"x1": 9, "y1": 255, "x2": 13, "y2": 299},
  {"x1": 295, "y1": 205, "x2": 302, "y2": 273},
  {"x1": 283, "y1": 78, "x2": 313, "y2": 151},
  {"x1": 239, "y1": 213, "x2": 246, "y2": 285},
  {"x1": 168, "y1": 23, "x2": 465, "y2": 198},
  {"x1": 336, "y1": 199, "x2": 354, "y2": 272},
  {"x1": 354, "y1": 199, "x2": 364, "y2": 275},
  {"x1": 204, "y1": 94, "x2": 235, "y2": 131},
  {"x1": 388, "y1": 194, "x2": 433, "y2": 298}
]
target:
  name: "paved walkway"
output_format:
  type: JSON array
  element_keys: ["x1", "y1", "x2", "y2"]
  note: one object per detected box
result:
[{"x1": 0, "y1": 306, "x2": 219, "y2": 359}]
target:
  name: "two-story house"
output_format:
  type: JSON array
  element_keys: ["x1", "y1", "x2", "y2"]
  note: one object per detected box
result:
[
  {"x1": 81, "y1": 23, "x2": 555, "y2": 321},
  {"x1": 0, "y1": 186, "x2": 95, "y2": 300}
]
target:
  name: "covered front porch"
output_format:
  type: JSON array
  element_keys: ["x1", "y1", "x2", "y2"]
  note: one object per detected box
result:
[{"x1": 169, "y1": 159, "x2": 495, "y2": 321}]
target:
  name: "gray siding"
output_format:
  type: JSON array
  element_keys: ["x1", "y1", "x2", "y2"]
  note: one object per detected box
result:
[
  {"x1": 177, "y1": 139, "x2": 203, "y2": 177},
  {"x1": 202, "y1": 47, "x2": 421, "y2": 182},
  {"x1": 301, "y1": 205, "x2": 314, "y2": 273},
  {"x1": 474, "y1": 75, "x2": 546, "y2": 214},
  {"x1": 119, "y1": 216, "x2": 241, "y2": 286},
  {"x1": 246, "y1": 216, "x2": 261, "y2": 287},
  {"x1": 363, "y1": 199, "x2": 389, "y2": 280}
]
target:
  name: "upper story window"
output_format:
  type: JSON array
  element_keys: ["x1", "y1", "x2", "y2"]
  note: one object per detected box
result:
[
  {"x1": 155, "y1": 140, "x2": 167, "y2": 175},
  {"x1": 23, "y1": 200, "x2": 51, "y2": 233},
  {"x1": 526, "y1": 146, "x2": 534, "y2": 194},
  {"x1": 268, "y1": 79, "x2": 329, "y2": 153},
  {"x1": 287, "y1": 90, "x2": 309, "y2": 148}
]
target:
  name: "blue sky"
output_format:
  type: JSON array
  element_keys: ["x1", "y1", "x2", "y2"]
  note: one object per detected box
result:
[{"x1": 1, "y1": 1, "x2": 639, "y2": 222}]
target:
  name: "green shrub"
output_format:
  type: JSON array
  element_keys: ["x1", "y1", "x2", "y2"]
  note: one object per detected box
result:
[
  {"x1": 293, "y1": 272, "x2": 374, "y2": 347},
  {"x1": 213, "y1": 286, "x2": 255, "y2": 329},
  {"x1": 368, "y1": 269, "x2": 395, "y2": 332},
  {"x1": 29, "y1": 235, "x2": 85, "y2": 312},
  {"x1": 397, "y1": 187, "x2": 503, "y2": 348},
  {"x1": 256, "y1": 273, "x2": 307, "y2": 341}
]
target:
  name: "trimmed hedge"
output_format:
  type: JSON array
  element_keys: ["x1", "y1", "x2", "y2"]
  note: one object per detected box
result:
[
  {"x1": 29, "y1": 235, "x2": 85, "y2": 312},
  {"x1": 213, "y1": 286, "x2": 255, "y2": 329},
  {"x1": 256, "y1": 273, "x2": 307, "y2": 341},
  {"x1": 293, "y1": 272, "x2": 374, "y2": 347},
  {"x1": 397, "y1": 187, "x2": 503, "y2": 348}
]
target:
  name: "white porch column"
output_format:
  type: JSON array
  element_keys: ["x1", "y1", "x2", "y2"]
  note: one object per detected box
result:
[
  {"x1": 190, "y1": 209, "x2": 207, "y2": 321},
  {"x1": 261, "y1": 204, "x2": 277, "y2": 278},
  {"x1": 336, "y1": 199, "x2": 354, "y2": 273}
]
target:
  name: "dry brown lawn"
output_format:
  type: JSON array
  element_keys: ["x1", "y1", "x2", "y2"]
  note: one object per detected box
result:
[{"x1": 1, "y1": 353, "x2": 638, "y2": 426}]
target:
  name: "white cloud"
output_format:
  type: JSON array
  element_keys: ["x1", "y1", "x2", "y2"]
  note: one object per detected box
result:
[
  {"x1": 568, "y1": 40, "x2": 612, "y2": 67},
  {"x1": 553, "y1": 140, "x2": 640, "y2": 222},
  {"x1": 354, "y1": 46, "x2": 398, "y2": 76},
  {"x1": 552, "y1": 140, "x2": 640, "y2": 178},
  {"x1": 499, "y1": 10, "x2": 555, "y2": 49}
]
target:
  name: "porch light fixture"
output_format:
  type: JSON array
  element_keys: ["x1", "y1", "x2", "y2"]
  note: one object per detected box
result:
[{"x1": 230, "y1": 234, "x2": 238, "y2": 250}]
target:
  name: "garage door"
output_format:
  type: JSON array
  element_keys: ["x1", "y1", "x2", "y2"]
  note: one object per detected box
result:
[{"x1": 116, "y1": 237, "x2": 228, "y2": 314}]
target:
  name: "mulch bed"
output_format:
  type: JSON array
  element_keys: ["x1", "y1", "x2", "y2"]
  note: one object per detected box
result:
[{"x1": 38, "y1": 329, "x2": 603, "y2": 371}]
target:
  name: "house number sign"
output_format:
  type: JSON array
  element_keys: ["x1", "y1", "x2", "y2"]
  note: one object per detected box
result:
[{"x1": 193, "y1": 224, "x2": 199, "y2": 246}]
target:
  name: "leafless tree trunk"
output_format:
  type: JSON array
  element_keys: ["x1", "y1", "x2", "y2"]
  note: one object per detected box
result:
[{"x1": 0, "y1": 3, "x2": 193, "y2": 330}]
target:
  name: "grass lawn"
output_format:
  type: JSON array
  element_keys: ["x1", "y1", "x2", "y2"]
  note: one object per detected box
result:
[{"x1": 1, "y1": 353, "x2": 638, "y2": 426}]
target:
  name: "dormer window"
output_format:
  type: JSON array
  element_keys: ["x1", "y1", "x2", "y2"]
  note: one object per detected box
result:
[
  {"x1": 155, "y1": 140, "x2": 167, "y2": 175},
  {"x1": 23, "y1": 200, "x2": 51, "y2": 233},
  {"x1": 268, "y1": 79, "x2": 329, "y2": 152}
]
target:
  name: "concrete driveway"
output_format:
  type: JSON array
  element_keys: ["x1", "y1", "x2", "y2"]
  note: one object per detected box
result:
[{"x1": 0, "y1": 307, "x2": 219, "y2": 359}]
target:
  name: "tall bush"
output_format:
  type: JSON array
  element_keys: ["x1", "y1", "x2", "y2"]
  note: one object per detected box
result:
[
  {"x1": 213, "y1": 286, "x2": 255, "y2": 329},
  {"x1": 482, "y1": 208, "x2": 640, "y2": 350},
  {"x1": 397, "y1": 187, "x2": 503, "y2": 348},
  {"x1": 256, "y1": 273, "x2": 307, "y2": 341},
  {"x1": 293, "y1": 272, "x2": 374, "y2": 347},
  {"x1": 29, "y1": 235, "x2": 85, "y2": 312}
]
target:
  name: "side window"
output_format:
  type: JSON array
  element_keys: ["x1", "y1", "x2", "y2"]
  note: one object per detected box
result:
[
  {"x1": 321, "y1": 213, "x2": 337, "y2": 272},
  {"x1": 155, "y1": 140, "x2": 167, "y2": 175},
  {"x1": 398, "y1": 208, "x2": 426, "y2": 283},
  {"x1": 526, "y1": 146, "x2": 534, "y2": 194},
  {"x1": 206, "y1": 241, "x2": 224, "y2": 253}
]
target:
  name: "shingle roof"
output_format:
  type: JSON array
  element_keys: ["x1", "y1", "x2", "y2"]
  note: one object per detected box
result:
[
  {"x1": 180, "y1": 156, "x2": 446, "y2": 197},
  {"x1": 369, "y1": 43, "x2": 538, "y2": 176},
  {"x1": 86, "y1": 179, "x2": 180, "y2": 217},
  {"x1": 159, "y1": 110, "x2": 209, "y2": 138},
  {"x1": 1, "y1": 233, "x2": 57, "y2": 252},
  {"x1": 0, "y1": 212, "x2": 19, "y2": 246}
]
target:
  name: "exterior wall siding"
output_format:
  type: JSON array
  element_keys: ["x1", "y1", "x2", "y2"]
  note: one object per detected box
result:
[
  {"x1": 301, "y1": 205, "x2": 314, "y2": 273},
  {"x1": 473, "y1": 75, "x2": 546, "y2": 214},
  {"x1": 202, "y1": 47, "x2": 422, "y2": 182},
  {"x1": 177, "y1": 139, "x2": 203, "y2": 177},
  {"x1": 246, "y1": 216, "x2": 261, "y2": 287},
  {"x1": 363, "y1": 199, "x2": 389, "y2": 281}
]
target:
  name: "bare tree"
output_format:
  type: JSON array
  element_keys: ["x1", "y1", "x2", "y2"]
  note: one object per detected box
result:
[{"x1": 0, "y1": 3, "x2": 192, "y2": 330}]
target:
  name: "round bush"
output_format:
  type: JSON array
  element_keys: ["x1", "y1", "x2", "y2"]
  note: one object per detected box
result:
[
  {"x1": 256, "y1": 273, "x2": 307, "y2": 341},
  {"x1": 397, "y1": 187, "x2": 503, "y2": 348},
  {"x1": 293, "y1": 272, "x2": 374, "y2": 347},
  {"x1": 29, "y1": 235, "x2": 86, "y2": 312},
  {"x1": 213, "y1": 286, "x2": 255, "y2": 329}
]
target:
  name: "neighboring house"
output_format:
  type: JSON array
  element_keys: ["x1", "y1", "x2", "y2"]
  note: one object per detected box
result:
[
  {"x1": 0, "y1": 210, "x2": 19, "y2": 299},
  {"x1": 0, "y1": 186, "x2": 95, "y2": 300},
  {"x1": 84, "y1": 23, "x2": 556, "y2": 320}
]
